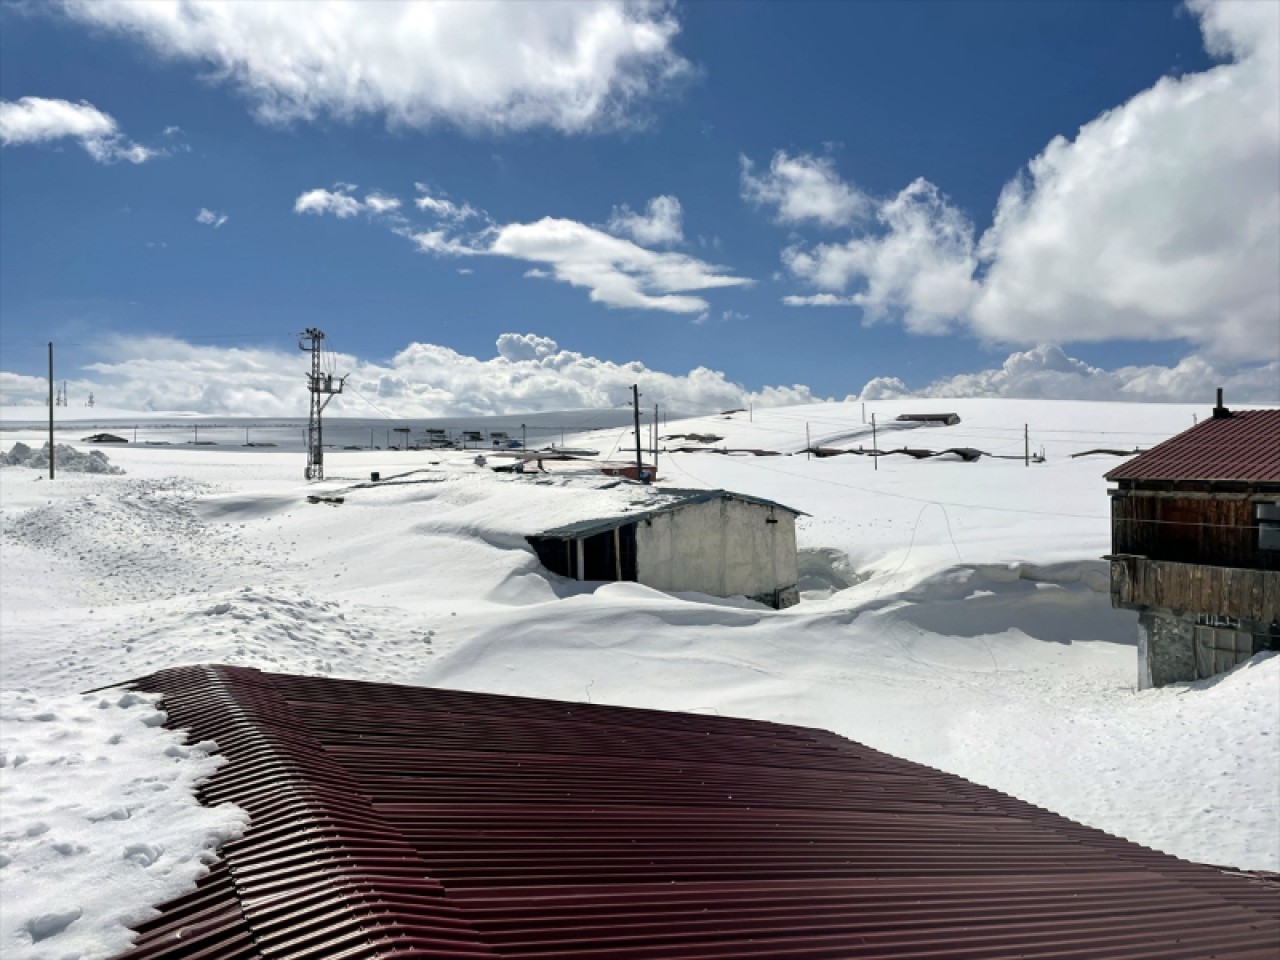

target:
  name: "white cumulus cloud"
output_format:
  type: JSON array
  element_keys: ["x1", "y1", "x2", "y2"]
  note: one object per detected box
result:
[
  {"x1": 782, "y1": 178, "x2": 978, "y2": 334},
  {"x1": 758, "y1": 0, "x2": 1280, "y2": 362},
  {"x1": 55, "y1": 0, "x2": 692, "y2": 134},
  {"x1": 489, "y1": 217, "x2": 747, "y2": 314},
  {"x1": 195, "y1": 208, "x2": 228, "y2": 228},
  {"x1": 969, "y1": 0, "x2": 1279, "y2": 360},
  {"x1": 740, "y1": 151, "x2": 869, "y2": 228},
  {"x1": 0, "y1": 96, "x2": 157, "y2": 163},
  {"x1": 293, "y1": 185, "x2": 403, "y2": 220},
  {"x1": 607, "y1": 194, "x2": 683, "y2": 246},
  {"x1": 298, "y1": 181, "x2": 751, "y2": 314}
]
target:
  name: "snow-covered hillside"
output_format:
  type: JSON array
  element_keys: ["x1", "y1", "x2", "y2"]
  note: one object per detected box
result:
[{"x1": 1, "y1": 398, "x2": 1276, "y2": 959}]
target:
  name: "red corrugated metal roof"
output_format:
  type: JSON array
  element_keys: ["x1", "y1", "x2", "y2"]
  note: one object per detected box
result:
[
  {"x1": 116, "y1": 665, "x2": 1279, "y2": 959},
  {"x1": 1106, "y1": 409, "x2": 1280, "y2": 482}
]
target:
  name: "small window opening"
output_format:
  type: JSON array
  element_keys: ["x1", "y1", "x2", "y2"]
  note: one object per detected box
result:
[{"x1": 1257, "y1": 502, "x2": 1280, "y2": 551}]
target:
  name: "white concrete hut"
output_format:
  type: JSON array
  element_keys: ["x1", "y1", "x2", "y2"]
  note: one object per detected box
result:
[{"x1": 527, "y1": 489, "x2": 805, "y2": 609}]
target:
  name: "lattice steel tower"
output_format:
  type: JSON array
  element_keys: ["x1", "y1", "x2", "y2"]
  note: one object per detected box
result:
[{"x1": 300, "y1": 328, "x2": 347, "y2": 480}]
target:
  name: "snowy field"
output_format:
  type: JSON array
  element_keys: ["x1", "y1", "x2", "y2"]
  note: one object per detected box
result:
[{"x1": 1, "y1": 397, "x2": 1277, "y2": 958}]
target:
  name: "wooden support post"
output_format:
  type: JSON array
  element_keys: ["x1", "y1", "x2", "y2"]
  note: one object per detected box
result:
[
  {"x1": 576, "y1": 539, "x2": 585, "y2": 581},
  {"x1": 614, "y1": 528, "x2": 622, "y2": 581}
]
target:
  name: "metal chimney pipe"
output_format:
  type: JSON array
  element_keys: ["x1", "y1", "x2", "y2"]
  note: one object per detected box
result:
[{"x1": 1213, "y1": 387, "x2": 1231, "y2": 419}]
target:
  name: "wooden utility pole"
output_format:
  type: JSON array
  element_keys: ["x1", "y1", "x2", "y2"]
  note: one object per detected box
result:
[
  {"x1": 806, "y1": 423, "x2": 811, "y2": 460},
  {"x1": 47, "y1": 342, "x2": 54, "y2": 480},
  {"x1": 1024, "y1": 424, "x2": 1029, "y2": 467},
  {"x1": 631, "y1": 384, "x2": 644, "y2": 481},
  {"x1": 653, "y1": 404, "x2": 659, "y2": 473},
  {"x1": 871, "y1": 413, "x2": 878, "y2": 472}
]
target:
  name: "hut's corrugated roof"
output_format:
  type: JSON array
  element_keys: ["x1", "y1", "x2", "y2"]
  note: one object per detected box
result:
[
  {"x1": 537, "y1": 488, "x2": 806, "y2": 539},
  {"x1": 115, "y1": 664, "x2": 1278, "y2": 960},
  {"x1": 1105, "y1": 409, "x2": 1280, "y2": 482}
]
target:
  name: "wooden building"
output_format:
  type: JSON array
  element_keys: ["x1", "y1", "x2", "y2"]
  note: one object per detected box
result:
[
  {"x1": 528, "y1": 489, "x2": 805, "y2": 609},
  {"x1": 1106, "y1": 395, "x2": 1280, "y2": 687}
]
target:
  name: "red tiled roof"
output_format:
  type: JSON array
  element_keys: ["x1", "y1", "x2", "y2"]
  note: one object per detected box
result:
[
  {"x1": 1106, "y1": 408, "x2": 1280, "y2": 482},
  {"x1": 118, "y1": 665, "x2": 1279, "y2": 960}
]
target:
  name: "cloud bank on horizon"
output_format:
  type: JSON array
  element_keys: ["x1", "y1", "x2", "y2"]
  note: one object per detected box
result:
[{"x1": 1, "y1": 335, "x2": 1275, "y2": 418}]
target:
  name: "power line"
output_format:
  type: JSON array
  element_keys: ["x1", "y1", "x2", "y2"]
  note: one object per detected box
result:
[{"x1": 663, "y1": 449, "x2": 1273, "y2": 530}]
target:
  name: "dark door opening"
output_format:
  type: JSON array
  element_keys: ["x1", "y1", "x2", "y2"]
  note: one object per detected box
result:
[
  {"x1": 582, "y1": 524, "x2": 637, "y2": 581},
  {"x1": 527, "y1": 536, "x2": 573, "y2": 578}
]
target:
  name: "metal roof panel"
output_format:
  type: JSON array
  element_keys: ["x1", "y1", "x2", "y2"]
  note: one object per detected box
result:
[
  {"x1": 113, "y1": 665, "x2": 1279, "y2": 959},
  {"x1": 1105, "y1": 409, "x2": 1280, "y2": 482},
  {"x1": 537, "y1": 488, "x2": 807, "y2": 539}
]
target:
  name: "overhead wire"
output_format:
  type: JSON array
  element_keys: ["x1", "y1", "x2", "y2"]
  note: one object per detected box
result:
[{"x1": 661, "y1": 446, "x2": 1272, "y2": 531}]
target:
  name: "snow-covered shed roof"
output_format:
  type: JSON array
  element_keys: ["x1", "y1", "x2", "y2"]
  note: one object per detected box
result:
[
  {"x1": 115, "y1": 664, "x2": 1279, "y2": 960},
  {"x1": 1106, "y1": 408, "x2": 1280, "y2": 483},
  {"x1": 536, "y1": 488, "x2": 807, "y2": 539}
]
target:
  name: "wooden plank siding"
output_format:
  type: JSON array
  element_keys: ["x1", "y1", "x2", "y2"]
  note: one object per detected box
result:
[
  {"x1": 1110, "y1": 489, "x2": 1277, "y2": 570},
  {"x1": 1111, "y1": 555, "x2": 1280, "y2": 624}
]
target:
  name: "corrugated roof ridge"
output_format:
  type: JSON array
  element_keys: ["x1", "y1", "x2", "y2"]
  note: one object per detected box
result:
[{"x1": 123, "y1": 664, "x2": 497, "y2": 960}]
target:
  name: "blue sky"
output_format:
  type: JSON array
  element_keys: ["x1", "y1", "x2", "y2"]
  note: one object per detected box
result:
[{"x1": 0, "y1": 0, "x2": 1276, "y2": 415}]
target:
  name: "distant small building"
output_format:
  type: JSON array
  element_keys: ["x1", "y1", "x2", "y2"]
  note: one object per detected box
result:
[
  {"x1": 1106, "y1": 394, "x2": 1279, "y2": 688},
  {"x1": 528, "y1": 489, "x2": 805, "y2": 608},
  {"x1": 81, "y1": 433, "x2": 128, "y2": 443},
  {"x1": 895, "y1": 412, "x2": 961, "y2": 426}
]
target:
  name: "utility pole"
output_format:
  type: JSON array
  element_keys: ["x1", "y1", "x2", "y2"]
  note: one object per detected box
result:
[
  {"x1": 871, "y1": 413, "x2": 878, "y2": 472},
  {"x1": 1024, "y1": 424, "x2": 1029, "y2": 467},
  {"x1": 299, "y1": 328, "x2": 347, "y2": 480},
  {"x1": 47, "y1": 342, "x2": 54, "y2": 480},
  {"x1": 631, "y1": 384, "x2": 644, "y2": 481},
  {"x1": 653, "y1": 404, "x2": 659, "y2": 473},
  {"x1": 806, "y1": 423, "x2": 811, "y2": 461}
]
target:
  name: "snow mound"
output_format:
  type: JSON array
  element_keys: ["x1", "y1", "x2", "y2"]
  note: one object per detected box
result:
[
  {"x1": 0, "y1": 689, "x2": 246, "y2": 960},
  {"x1": 2, "y1": 443, "x2": 125, "y2": 475}
]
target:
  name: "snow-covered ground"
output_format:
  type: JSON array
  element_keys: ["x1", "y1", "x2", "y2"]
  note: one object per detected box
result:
[{"x1": 1, "y1": 397, "x2": 1276, "y2": 959}]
